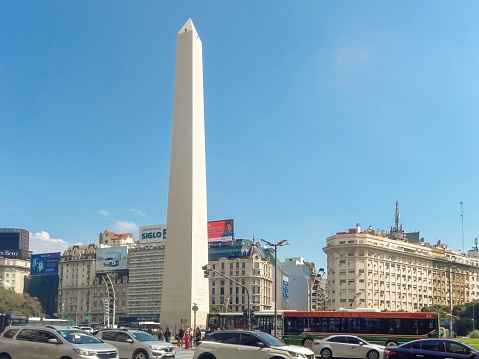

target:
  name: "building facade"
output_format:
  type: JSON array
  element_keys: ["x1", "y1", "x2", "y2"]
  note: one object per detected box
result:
[
  {"x1": 324, "y1": 223, "x2": 478, "y2": 311},
  {"x1": 58, "y1": 230, "x2": 135, "y2": 325},
  {"x1": 127, "y1": 241, "x2": 165, "y2": 315},
  {"x1": 207, "y1": 240, "x2": 274, "y2": 313},
  {"x1": 0, "y1": 257, "x2": 30, "y2": 293}
]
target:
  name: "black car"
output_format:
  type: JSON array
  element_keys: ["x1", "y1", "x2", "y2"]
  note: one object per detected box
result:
[{"x1": 384, "y1": 339, "x2": 479, "y2": 359}]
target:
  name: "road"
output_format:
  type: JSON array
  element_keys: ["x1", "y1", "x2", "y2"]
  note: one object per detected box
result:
[{"x1": 174, "y1": 348, "x2": 195, "y2": 359}]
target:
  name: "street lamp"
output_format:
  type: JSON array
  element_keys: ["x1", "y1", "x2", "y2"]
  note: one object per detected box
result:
[{"x1": 261, "y1": 239, "x2": 289, "y2": 338}]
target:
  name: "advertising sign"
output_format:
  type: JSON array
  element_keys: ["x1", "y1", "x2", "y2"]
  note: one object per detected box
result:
[
  {"x1": 208, "y1": 219, "x2": 234, "y2": 243},
  {"x1": 0, "y1": 249, "x2": 20, "y2": 259},
  {"x1": 282, "y1": 278, "x2": 289, "y2": 298},
  {"x1": 95, "y1": 246, "x2": 128, "y2": 271},
  {"x1": 30, "y1": 252, "x2": 60, "y2": 276},
  {"x1": 139, "y1": 224, "x2": 167, "y2": 243}
]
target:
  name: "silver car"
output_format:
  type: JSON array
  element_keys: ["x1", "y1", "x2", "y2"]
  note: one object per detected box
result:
[
  {"x1": 0, "y1": 325, "x2": 118, "y2": 359},
  {"x1": 96, "y1": 329, "x2": 176, "y2": 359},
  {"x1": 312, "y1": 335, "x2": 385, "y2": 359}
]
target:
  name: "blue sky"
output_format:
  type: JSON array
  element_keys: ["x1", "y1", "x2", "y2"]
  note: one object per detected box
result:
[{"x1": 2, "y1": 1, "x2": 479, "y2": 269}]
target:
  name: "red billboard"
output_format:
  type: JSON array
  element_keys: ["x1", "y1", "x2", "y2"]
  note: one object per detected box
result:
[{"x1": 208, "y1": 219, "x2": 234, "y2": 243}]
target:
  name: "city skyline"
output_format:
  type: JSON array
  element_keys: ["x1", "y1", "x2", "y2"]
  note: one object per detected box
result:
[{"x1": 3, "y1": 2, "x2": 479, "y2": 270}]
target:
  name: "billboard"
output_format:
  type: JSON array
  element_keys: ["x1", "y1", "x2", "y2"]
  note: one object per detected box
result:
[
  {"x1": 95, "y1": 246, "x2": 128, "y2": 271},
  {"x1": 30, "y1": 252, "x2": 60, "y2": 276},
  {"x1": 208, "y1": 219, "x2": 234, "y2": 243},
  {"x1": 139, "y1": 224, "x2": 166, "y2": 243},
  {"x1": 0, "y1": 229, "x2": 29, "y2": 254}
]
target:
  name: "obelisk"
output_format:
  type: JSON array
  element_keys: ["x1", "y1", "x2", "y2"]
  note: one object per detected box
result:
[{"x1": 160, "y1": 19, "x2": 209, "y2": 329}]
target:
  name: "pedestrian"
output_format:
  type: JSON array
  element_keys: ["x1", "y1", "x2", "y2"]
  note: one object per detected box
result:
[
  {"x1": 164, "y1": 327, "x2": 172, "y2": 343},
  {"x1": 158, "y1": 327, "x2": 164, "y2": 341},
  {"x1": 184, "y1": 325, "x2": 191, "y2": 349},
  {"x1": 177, "y1": 325, "x2": 184, "y2": 348},
  {"x1": 195, "y1": 327, "x2": 202, "y2": 346}
]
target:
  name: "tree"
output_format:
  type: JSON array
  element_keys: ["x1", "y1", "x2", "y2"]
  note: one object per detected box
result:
[{"x1": 0, "y1": 287, "x2": 43, "y2": 316}]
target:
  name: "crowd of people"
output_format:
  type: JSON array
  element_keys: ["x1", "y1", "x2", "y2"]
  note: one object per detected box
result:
[{"x1": 153, "y1": 324, "x2": 205, "y2": 349}]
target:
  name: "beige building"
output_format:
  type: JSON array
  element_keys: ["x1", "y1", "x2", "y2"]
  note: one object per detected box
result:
[
  {"x1": 207, "y1": 240, "x2": 273, "y2": 313},
  {"x1": 324, "y1": 222, "x2": 479, "y2": 311},
  {"x1": 58, "y1": 230, "x2": 135, "y2": 325},
  {"x1": 0, "y1": 257, "x2": 30, "y2": 293}
]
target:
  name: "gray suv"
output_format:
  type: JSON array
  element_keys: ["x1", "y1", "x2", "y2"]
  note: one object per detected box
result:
[
  {"x1": 194, "y1": 330, "x2": 315, "y2": 359},
  {"x1": 95, "y1": 329, "x2": 176, "y2": 359},
  {"x1": 0, "y1": 325, "x2": 118, "y2": 359}
]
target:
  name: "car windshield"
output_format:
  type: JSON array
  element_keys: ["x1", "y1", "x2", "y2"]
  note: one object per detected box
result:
[
  {"x1": 130, "y1": 332, "x2": 157, "y2": 342},
  {"x1": 254, "y1": 332, "x2": 287, "y2": 347},
  {"x1": 57, "y1": 330, "x2": 103, "y2": 344}
]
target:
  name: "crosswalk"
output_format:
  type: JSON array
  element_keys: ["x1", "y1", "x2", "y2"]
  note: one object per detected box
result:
[{"x1": 174, "y1": 348, "x2": 195, "y2": 359}]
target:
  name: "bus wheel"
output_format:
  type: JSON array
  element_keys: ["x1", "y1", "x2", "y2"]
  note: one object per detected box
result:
[
  {"x1": 303, "y1": 338, "x2": 313, "y2": 349},
  {"x1": 367, "y1": 350, "x2": 379, "y2": 359},
  {"x1": 385, "y1": 341, "x2": 398, "y2": 347},
  {"x1": 320, "y1": 348, "x2": 333, "y2": 359}
]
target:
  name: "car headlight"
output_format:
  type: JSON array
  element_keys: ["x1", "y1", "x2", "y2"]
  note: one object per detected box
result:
[
  {"x1": 288, "y1": 351, "x2": 307, "y2": 358},
  {"x1": 73, "y1": 348, "x2": 97, "y2": 356},
  {"x1": 150, "y1": 345, "x2": 166, "y2": 352}
]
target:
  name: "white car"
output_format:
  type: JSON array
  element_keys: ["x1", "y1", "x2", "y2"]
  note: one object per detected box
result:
[
  {"x1": 312, "y1": 335, "x2": 385, "y2": 359},
  {"x1": 194, "y1": 330, "x2": 315, "y2": 359},
  {"x1": 96, "y1": 329, "x2": 176, "y2": 359}
]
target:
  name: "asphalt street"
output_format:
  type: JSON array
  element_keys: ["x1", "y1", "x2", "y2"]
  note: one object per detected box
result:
[{"x1": 174, "y1": 348, "x2": 195, "y2": 359}]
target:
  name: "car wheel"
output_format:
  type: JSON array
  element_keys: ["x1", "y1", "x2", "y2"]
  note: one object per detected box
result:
[
  {"x1": 0, "y1": 355, "x2": 12, "y2": 359},
  {"x1": 133, "y1": 351, "x2": 148, "y2": 359},
  {"x1": 303, "y1": 338, "x2": 314, "y2": 349},
  {"x1": 199, "y1": 355, "x2": 214, "y2": 359},
  {"x1": 321, "y1": 348, "x2": 333, "y2": 359},
  {"x1": 386, "y1": 341, "x2": 398, "y2": 347},
  {"x1": 367, "y1": 350, "x2": 380, "y2": 359}
]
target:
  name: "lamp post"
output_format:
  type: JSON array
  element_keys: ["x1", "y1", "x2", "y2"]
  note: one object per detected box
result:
[
  {"x1": 261, "y1": 239, "x2": 289, "y2": 339},
  {"x1": 449, "y1": 265, "x2": 456, "y2": 338}
]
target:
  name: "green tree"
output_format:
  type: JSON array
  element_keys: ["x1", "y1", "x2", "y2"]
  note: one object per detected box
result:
[{"x1": 0, "y1": 287, "x2": 43, "y2": 316}]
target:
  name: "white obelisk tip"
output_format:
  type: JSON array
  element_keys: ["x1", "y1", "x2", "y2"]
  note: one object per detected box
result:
[{"x1": 178, "y1": 18, "x2": 196, "y2": 34}]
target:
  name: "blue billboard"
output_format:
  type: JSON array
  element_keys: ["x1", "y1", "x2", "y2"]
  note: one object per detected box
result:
[{"x1": 30, "y1": 252, "x2": 60, "y2": 276}]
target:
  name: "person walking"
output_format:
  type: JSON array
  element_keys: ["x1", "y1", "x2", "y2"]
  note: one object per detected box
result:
[
  {"x1": 195, "y1": 327, "x2": 202, "y2": 347},
  {"x1": 184, "y1": 325, "x2": 191, "y2": 349},
  {"x1": 164, "y1": 327, "x2": 172, "y2": 343},
  {"x1": 177, "y1": 325, "x2": 184, "y2": 348},
  {"x1": 157, "y1": 327, "x2": 164, "y2": 341}
]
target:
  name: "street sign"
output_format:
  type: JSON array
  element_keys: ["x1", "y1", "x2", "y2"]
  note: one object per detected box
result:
[
  {"x1": 192, "y1": 305, "x2": 198, "y2": 312},
  {"x1": 85, "y1": 316, "x2": 91, "y2": 320}
]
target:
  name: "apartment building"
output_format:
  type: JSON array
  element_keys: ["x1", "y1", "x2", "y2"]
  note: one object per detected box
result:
[
  {"x1": 0, "y1": 257, "x2": 30, "y2": 293},
  {"x1": 324, "y1": 223, "x2": 479, "y2": 311},
  {"x1": 207, "y1": 240, "x2": 274, "y2": 313},
  {"x1": 58, "y1": 230, "x2": 135, "y2": 325}
]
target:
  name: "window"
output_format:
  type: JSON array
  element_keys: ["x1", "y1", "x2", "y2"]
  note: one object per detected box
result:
[
  {"x1": 102, "y1": 331, "x2": 117, "y2": 341},
  {"x1": 16, "y1": 329, "x2": 35, "y2": 341},
  {"x1": 212, "y1": 332, "x2": 239, "y2": 344},
  {"x1": 36, "y1": 330, "x2": 58, "y2": 343},
  {"x1": 117, "y1": 332, "x2": 131, "y2": 342},
  {"x1": 3, "y1": 329, "x2": 19, "y2": 339},
  {"x1": 240, "y1": 333, "x2": 261, "y2": 346}
]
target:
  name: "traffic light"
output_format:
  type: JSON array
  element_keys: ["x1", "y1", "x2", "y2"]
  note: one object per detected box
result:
[
  {"x1": 250, "y1": 310, "x2": 255, "y2": 319},
  {"x1": 202, "y1": 265, "x2": 210, "y2": 278}
]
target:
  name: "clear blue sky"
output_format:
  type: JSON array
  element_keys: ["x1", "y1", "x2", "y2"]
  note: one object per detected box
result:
[{"x1": 2, "y1": 1, "x2": 479, "y2": 269}]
